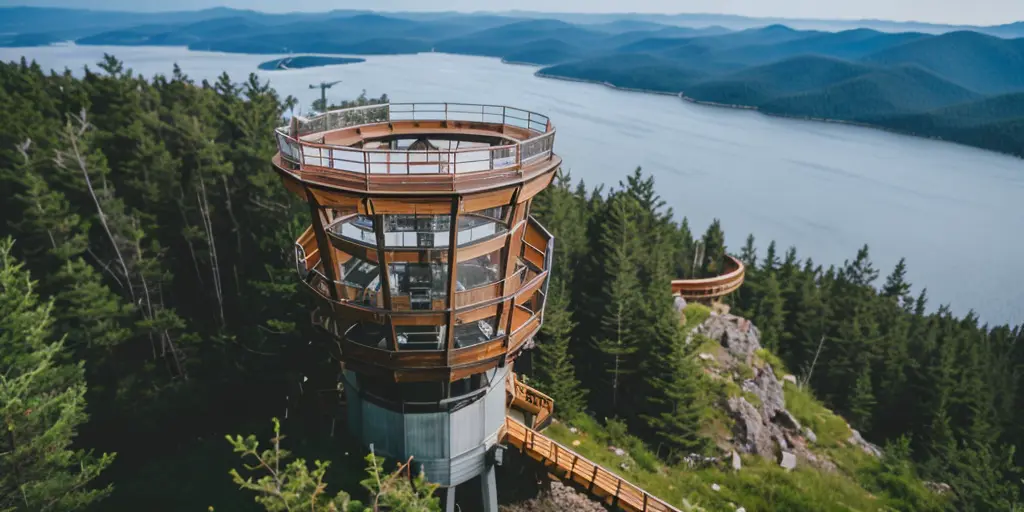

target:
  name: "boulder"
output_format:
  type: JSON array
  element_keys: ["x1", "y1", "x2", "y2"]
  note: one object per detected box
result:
[
  {"x1": 727, "y1": 396, "x2": 775, "y2": 457},
  {"x1": 697, "y1": 314, "x2": 762, "y2": 364},
  {"x1": 783, "y1": 374, "x2": 798, "y2": 385},
  {"x1": 848, "y1": 428, "x2": 883, "y2": 458},
  {"x1": 924, "y1": 481, "x2": 952, "y2": 495},
  {"x1": 779, "y1": 451, "x2": 797, "y2": 471},
  {"x1": 804, "y1": 427, "x2": 818, "y2": 444},
  {"x1": 731, "y1": 450, "x2": 742, "y2": 471},
  {"x1": 776, "y1": 410, "x2": 802, "y2": 432},
  {"x1": 699, "y1": 352, "x2": 716, "y2": 361},
  {"x1": 741, "y1": 364, "x2": 785, "y2": 423}
]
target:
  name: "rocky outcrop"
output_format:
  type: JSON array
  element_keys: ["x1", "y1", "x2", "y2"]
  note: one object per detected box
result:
[
  {"x1": 727, "y1": 396, "x2": 778, "y2": 457},
  {"x1": 693, "y1": 313, "x2": 761, "y2": 365}
]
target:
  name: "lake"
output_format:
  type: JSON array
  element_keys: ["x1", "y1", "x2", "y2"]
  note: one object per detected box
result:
[{"x1": 4, "y1": 44, "x2": 1022, "y2": 326}]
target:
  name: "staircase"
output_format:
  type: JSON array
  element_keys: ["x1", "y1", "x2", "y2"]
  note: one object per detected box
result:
[
  {"x1": 505, "y1": 372, "x2": 554, "y2": 429},
  {"x1": 504, "y1": 375, "x2": 682, "y2": 512}
]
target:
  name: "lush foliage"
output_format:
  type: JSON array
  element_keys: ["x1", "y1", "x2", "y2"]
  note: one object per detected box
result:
[
  {"x1": 1, "y1": 54, "x2": 1021, "y2": 510},
  {"x1": 0, "y1": 239, "x2": 114, "y2": 511},
  {"x1": 531, "y1": 167, "x2": 1024, "y2": 510},
  {"x1": 227, "y1": 418, "x2": 439, "y2": 511}
]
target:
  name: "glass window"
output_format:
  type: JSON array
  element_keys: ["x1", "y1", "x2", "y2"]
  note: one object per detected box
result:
[
  {"x1": 457, "y1": 206, "x2": 509, "y2": 247},
  {"x1": 382, "y1": 214, "x2": 452, "y2": 249},
  {"x1": 334, "y1": 215, "x2": 376, "y2": 246},
  {"x1": 389, "y1": 258, "x2": 448, "y2": 311},
  {"x1": 455, "y1": 251, "x2": 502, "y2": 291}
]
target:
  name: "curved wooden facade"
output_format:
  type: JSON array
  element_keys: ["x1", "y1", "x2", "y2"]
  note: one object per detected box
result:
[
  {"x1": 670, "y1": 255, "x2": 746, "y2": 301},
  {"x1": 274, "y1": 103, "x2": 559, "y2": 383}
]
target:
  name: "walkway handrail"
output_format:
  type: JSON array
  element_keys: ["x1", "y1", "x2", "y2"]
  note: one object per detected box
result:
[
  {"x1": 274, "y1": 102, "x2": 556, "y2": 175},
  {"x1": 504, "y1": 418, "x2": 683, "y2": 512},
  {"x1": 671, "y1": 255, "x2": 745, "y2": 299}
]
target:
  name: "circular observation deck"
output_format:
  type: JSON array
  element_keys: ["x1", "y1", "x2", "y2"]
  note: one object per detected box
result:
[
  {"x1": 275, "y1": 103, "x2": 560, "y2": 383},
  {"x1": 671, "y1": 255, "x2": 746, "y2": 301}
]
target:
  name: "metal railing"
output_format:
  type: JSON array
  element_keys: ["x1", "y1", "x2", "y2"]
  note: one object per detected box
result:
[{"x1": 275, "y1": 103, "x2": 555, "y2": 175}]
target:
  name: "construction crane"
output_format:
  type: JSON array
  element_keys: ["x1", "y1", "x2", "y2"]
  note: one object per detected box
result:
[{"x1": 309, "y1": 80, "x2": 341, "y2": 112}]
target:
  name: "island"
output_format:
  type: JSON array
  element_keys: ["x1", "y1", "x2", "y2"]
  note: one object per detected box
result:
[{"x1": 257, "y1": 55, "x2": 365, "y2": 71}]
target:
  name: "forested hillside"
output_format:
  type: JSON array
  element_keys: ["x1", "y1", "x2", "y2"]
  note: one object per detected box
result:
[
  {"x1": 0, "y1": 57, "x2": 1021, "y2": 510},
  {"x1": 530, "y1": 169, "x2": 1024, "y2": 510}
]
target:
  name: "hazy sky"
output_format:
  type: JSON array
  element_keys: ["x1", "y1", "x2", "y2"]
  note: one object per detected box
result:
[{"x1": 5, "y1": 0, "x2": 1023, "y2": 26}]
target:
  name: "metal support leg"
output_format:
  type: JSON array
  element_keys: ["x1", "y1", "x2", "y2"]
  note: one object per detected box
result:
[
  {"x1": 481, "y1": 464, "x2": 498, "y2": 512},
  {"x1": 442, "y1": 486, "x2": 456, "y2": 512}
]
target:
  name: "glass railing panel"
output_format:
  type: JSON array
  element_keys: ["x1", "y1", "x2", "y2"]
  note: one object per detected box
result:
[{"x1": 454, "y1": 316, "x2": 498, "y2": 349}]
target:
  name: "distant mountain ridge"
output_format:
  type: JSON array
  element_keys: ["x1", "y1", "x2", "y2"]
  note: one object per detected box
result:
[{"x1": 3, "y1": 6, "x2": 1024, "y2": 159}]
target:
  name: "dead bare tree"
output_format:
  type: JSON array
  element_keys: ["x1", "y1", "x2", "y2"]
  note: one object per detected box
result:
[{"x1": 55, "y1": 111, "x2": 136, "y2": 303}]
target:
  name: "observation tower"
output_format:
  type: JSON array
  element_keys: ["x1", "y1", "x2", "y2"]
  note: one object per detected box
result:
[{"x1": 272, "y1": 102, "x2": 558, "y2": 511}]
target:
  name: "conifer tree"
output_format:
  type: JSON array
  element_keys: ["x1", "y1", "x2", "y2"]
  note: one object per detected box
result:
[
  {"x1": 752, "y1": 272, "x2": 786, "y2": 353},
  {"x1": 700, "y1": 219, "x2": 727, "y2": 278},
  {"x1": 739, "y1": 234, "x2": 757, "y2": 269},
  {"x1": 534, "y1": 279, "x2": 587, "y2": 419},
  {"x1": 643, "y1": 341, "x2": 708, "y2": 462},
  {"x1": 0, "y1": 238, "x2": 115, "y2": 511},
  {"x1": 849, "y1": 363, "x2": 877, "y2": 432},
  {"x1": 591, "y1": 193, "x2": 642, "y2": 417},
  {"x1": 228, "y1": 418, "x2": 364, "y2": 512}
]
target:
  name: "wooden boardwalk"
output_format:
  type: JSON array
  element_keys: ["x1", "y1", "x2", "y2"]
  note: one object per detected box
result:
[{"x1": 504, "y1": 418, "x2": 683, "y2": 512}]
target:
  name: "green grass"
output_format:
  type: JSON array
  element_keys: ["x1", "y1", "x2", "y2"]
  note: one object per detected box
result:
[
  {"x1": 683, "y1": 303, "x2": 712, "y2": 333},
  {"x1": 753, "y1": 348, "x2": 787, "y2": 375},
  {"x1": 783, "y1": 382, "x2": 851, "y2": 448},
  {"x1": 546, "y1": 415, "x2": 942, "y2": 512}
]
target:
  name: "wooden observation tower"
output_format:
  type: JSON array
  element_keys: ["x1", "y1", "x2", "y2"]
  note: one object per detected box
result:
[{"x1": 272, "y1": 102, "x2": 559, "y2": 511}]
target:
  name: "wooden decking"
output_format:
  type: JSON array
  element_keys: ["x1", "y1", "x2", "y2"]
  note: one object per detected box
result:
[{"x1": 504, "y1": 418, "x2": 683, "y2": 512}]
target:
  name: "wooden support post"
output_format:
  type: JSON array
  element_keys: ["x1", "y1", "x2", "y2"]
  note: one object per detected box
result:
[
  {"x1": 588, "y1": 466, "x2": 599, "y2": 492},
  {"x1": 612, "y1": 479, "x2": 622, "y2": 507},
  {"x1": 306, "y1": 191, "x2": 342, "y2": 302},
  {"x1": 370, "y1": 202, "x2": 398, "y2": 352},
  {"x1": 497, "y1": 188, "x2": 523, "y2": 344},
  {"x1": 445, "y1": 197, "x2": 461, "y2": 363}
]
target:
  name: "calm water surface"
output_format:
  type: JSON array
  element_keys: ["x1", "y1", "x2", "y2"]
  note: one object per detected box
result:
[{"x1": 4, "y1": 45, "x2": 1022, "y2": 325}]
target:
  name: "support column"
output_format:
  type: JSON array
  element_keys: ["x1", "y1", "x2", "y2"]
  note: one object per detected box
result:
[
  {"x1": 442, "y1": 486, "x2": 457, "y2": 512},
  {"x1": 481, "y1": 464, "x2": 498, "y2": 512}
]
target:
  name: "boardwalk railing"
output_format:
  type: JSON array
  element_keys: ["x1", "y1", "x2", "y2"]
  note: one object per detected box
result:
[
  {"x1": 275, "y1": 103, "x2": 556, "y2": 175},
  {"x1": 671, "y1": 255, "x2": 745, "y2": 300},
  {"x1": 506, "y1": 372, "x2": 554, "y2": 429},
  {"x1": 505, "y1": 418, "x2": 683, "y2": 512}
]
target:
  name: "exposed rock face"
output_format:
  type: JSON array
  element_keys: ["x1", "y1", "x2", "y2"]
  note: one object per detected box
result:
[
  {"x1": 744, "y1": 364, "x2": 786, "y2": 423},
  {"x1": 727, "y1": 396, "x2": 776, "y2": 457},
  {"x1": 697, "y1": 312, "x2": 885, "y2": 478},
  {"x1": 695, "y1": 313, "x2": 762, "y2": 365}
]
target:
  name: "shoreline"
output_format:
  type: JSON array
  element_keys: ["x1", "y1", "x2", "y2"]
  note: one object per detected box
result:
[{"x1": 535, "y1": 70, "x2": 1022, "y2": 160}]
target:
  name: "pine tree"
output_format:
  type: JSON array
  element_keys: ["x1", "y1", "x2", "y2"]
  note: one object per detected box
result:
[
  {"x1": 0, "y1": 238, "x2": 115, "y2": 511},
  {"x1": 644, "y1": 342, "x2": 708, "y2": 462},
  {"x1": 700, "y1": 219, "x2": 727, "y2": 278},
  {"x1": 849, "y1": 363, "x2": 877, "y2": 432},
  {"x1": 753, "y1": 272, "x2": 786, "y2": 353},
  {"x1": 591, "y1": 194, "x2": 642, "y2": 417},
  {"x1": 534, "y1": 279, "x2": 587, "y2": 419},
  {"x1": 739, "y1": 234, "x2": 757, "y2": 269},
  {"x1": 227, "y1": 418, "x2": 364, "y2": 512}
]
